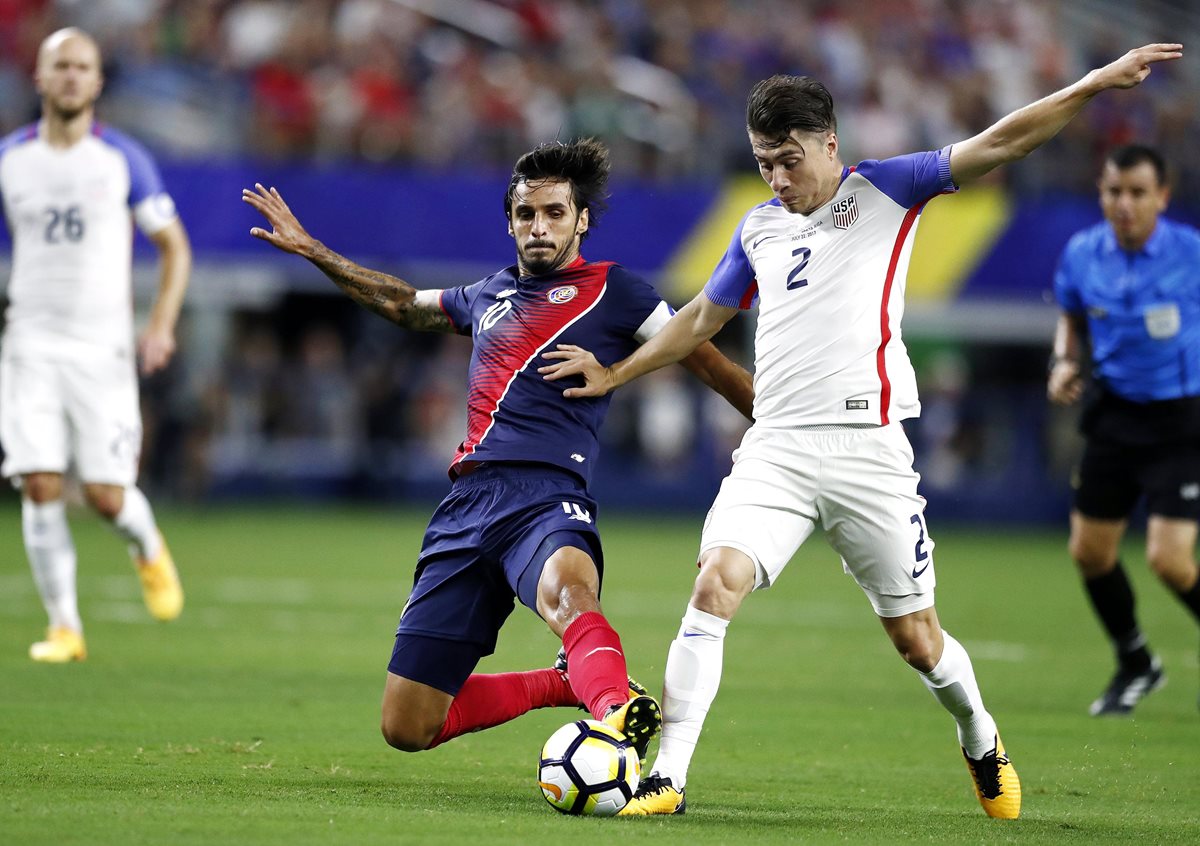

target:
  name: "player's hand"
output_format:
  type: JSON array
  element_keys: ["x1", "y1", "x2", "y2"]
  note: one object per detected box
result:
[
  {"x1": 242, "y1": 183, "x2": 317, "y2": 256},
  {"x1": 539, "y1": 345, "x2": 617, "y2": 398},
  {"x1": 1047, "y1": 359, "x2": 1084, "y2": 405},
  {"x1": 1091, "y1": 43, "x2": 1182, "y2": 90},
  {"x1": 138, "y1": 325, "x2": 176, "y2": 375}
]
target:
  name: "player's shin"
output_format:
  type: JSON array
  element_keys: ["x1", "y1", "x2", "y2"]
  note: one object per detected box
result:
[
  {"x1": 427, "y1": 669, "x2": 576, "y2": 748},
  {"x1": 22, "y1": 499, "x2": 82, "y2": 632},
  {"x1": 918, "y1": 631, "x2": 997, "y2": 758},
  {"x1": 561, "y1": 611, "x2": 630, "y2": 718},
  {"x1": 110, "y1": 486, "x2": 162, "y2": 560},
  {"x1": 652, "y1": 604, "x2": 729, "y2": 787}
]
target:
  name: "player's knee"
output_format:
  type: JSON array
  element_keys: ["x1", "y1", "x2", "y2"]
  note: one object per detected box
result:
[
  {"x1": 1067, "y1": 535, "x2": 1114, "y2": 576},
  {"x1": 1146, "y1": 547, "x2": 1194, "y2": 590},
  {"x1": 886, "y1": 616, "x2": 941, "y2": 672},
  {"x1": 380, "y1": 712, "x2": 439, "y2": 753},
  {"x1": 691, "y1": 553, "x2": 753, "y2": 617},
  {"x1": 897, "y1": 637, "x2": 940, "y2": 673},
  {"x1": 536, "y1": 548, "x2": 601, "y2": 629},
  {"x1": 83, "y1": 485, "x2": 123, "y2": 520},
  {"x1": 23, "y1": 474, "x2": 63, "y2": 503}
]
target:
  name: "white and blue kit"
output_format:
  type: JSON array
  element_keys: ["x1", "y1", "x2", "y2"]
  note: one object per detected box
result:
[
  {"x1": 0, "y1": 122, "x2": 179, "y2": 484},
  {"x1": 700, "y1": 147, "x2": 957, "y2": 615}
]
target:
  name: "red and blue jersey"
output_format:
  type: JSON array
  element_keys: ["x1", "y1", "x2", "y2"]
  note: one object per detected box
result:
[{"x1": 438, "y1": 256, "x2": 669, "y2": 484}]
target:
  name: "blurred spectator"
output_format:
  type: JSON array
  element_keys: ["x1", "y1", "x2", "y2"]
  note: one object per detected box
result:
[{"x1": 1, "y1": 0, "x2": 1191, "y2": 190}]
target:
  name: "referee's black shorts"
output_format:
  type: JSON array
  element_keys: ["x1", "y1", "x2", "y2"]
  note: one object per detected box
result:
[{"x1": 1074, "y1": 437, "x2": 1200, "y2": 521}]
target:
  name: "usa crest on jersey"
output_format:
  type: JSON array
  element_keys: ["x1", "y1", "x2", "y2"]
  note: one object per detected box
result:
[{"x1": 832, "y1": 195, "x2": 859, "y2": 230}]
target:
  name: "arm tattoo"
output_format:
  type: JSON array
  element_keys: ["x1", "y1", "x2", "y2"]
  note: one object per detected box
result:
[{"x1": 308, "y1": 243, "x2": 452, "y2": 332}]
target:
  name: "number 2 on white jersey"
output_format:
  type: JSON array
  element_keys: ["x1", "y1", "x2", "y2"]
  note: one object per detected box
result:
[{"x1": 786, "y1": 246, "x2": 811, "y2": 290}]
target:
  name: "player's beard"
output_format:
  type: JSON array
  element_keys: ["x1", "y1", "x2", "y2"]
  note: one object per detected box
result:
[
  {"x1": 519, "y1": 240, "x2": 573, "y2": 276},
  {"x1": 46, "y1": 97, "x2": 92, "y2": 123}
]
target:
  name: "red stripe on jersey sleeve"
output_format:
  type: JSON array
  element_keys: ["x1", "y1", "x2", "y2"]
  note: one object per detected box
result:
[{"x1": 739, "y1": 280, "x2": 759, "y2": 310}]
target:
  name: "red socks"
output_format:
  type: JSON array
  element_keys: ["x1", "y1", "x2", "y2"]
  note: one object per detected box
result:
[
  {"x1": 561, "y1": 611, "x2": 629, "y2": 720},
  {"x1": 424, "y1": 612, "x2": 629, "y2": 749},
  {"x1": 427, "y1": 668, "x2": 577, "y2": 749}
]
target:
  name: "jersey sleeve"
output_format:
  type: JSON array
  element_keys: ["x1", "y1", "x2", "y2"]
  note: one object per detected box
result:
[
  {"x1": 703, "y1": 212, "x2": 758, "y2": 309},
  {"x1": 852, "y1": 146, "x2": 957, "y2": 209},
  {"x1": 439, "y1": 279, "x2": 488, "y2": 336},
  {"x1": 1053, "y1": 236, "x2": 1085, "y2": 314},
  {"x1": 98, "y1": 126, "x2": 178, "y2": 236},
  {"x1": 602, "y1": 265, "x2": 668, "y2": 342}
]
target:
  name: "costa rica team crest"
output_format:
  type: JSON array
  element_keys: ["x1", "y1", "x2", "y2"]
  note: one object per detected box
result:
[
  {"x1": 832, "y1": 195, "x2": 859, "y2": 230},
  {"x1": 548, "y1": 285, "x2": 578, "y2": 304}
]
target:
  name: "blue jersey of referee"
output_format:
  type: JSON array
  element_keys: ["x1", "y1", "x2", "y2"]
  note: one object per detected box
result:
[{"x1": 1054, "y1": 217, "x2": 1200, "y2": 402}]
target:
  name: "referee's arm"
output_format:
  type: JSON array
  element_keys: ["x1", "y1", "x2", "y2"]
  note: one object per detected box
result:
[{"x1": 1048, "y1": 312, "x2": 1088, "y2": 405}]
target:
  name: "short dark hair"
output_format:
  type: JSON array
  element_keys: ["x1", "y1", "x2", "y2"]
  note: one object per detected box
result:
[
  {"x1": 1105, "y1": 144, "x2": 1168, "y2": 185},
  {"x1": 504, "y1": 139, "x2": 610, "y2": 233},
  {"x1": 746, "y1": 75, "x2": 837, "y2": 146}
]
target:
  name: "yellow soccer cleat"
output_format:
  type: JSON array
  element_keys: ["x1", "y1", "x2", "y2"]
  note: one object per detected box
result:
[
  {"x1": 29, "y1": 626, "x2": 87, "y2": 663},
  {"x1": 136, "y1": 533, "x2": 183, "y2": 621},
  {"x1": 963, "y1": 734, "x2": 1021, "y2": 819},
  {"x1": 603, "y1": 694, "x2": 661, "y2": 769},
  {"x1": 618, "y1": 773, "x2": 686, "y2": 816}
]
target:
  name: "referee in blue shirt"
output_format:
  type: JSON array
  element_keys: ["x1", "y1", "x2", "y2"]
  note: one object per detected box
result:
[{"x1": 1049, "y1": 144, "x2": 1200, "y2": 716}]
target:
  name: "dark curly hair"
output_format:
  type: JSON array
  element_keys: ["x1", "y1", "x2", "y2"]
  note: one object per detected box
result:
[
  {"x1": 504, "y1": 139, "x2": 610, "y2": 237},
  {"x1": 746, "y1": 75, "x2": 837, "y2": 148}
]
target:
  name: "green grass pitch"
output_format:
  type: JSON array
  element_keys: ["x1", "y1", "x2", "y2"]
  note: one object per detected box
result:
[{"x1": 1, "y1": 501, "x2": 1198, "y2": 845}]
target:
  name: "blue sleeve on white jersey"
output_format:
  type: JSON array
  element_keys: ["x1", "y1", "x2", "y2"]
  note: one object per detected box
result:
[
  {"x1": 704, "y1": 210, "x2": 758, "y2": 309},
  {"x1": 96, "y1": 125, "x2": 166, "y2": 206},
  {"x1": 853, "y1": 147, "x2": 956, "y2": 209},
  {"x1": 440, "y1": 278, "x2": 490, "y2": 336},
  {"x1": 1053, "y1": 232, "x2": 1087, "y2": 314}
]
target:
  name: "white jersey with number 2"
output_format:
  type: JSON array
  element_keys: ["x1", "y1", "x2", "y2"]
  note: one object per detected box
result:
[
  {"x1": 705, "y1": 146, "x2": 957, "y2": 427},
  {"x1": 0, "y1": 122, "x2": 178, "y2": 358}
]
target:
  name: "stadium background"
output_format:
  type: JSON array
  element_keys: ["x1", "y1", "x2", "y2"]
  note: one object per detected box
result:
[
  {"x1": 2, "y1": 0, "x2": 1199, "y2": 523},
  {"x1": 3, "y1": 3, "x2": 1200, "y2": 844}
]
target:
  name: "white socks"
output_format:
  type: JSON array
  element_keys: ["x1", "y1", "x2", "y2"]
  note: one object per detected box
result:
[
  {"x1": 651, "y1": 604, "x2": 729, "y2": 788},
  {"x1": 111, "y1": 486, "x2": 161, "y2": 561},
  {"x1": 919, "y1": 631, "x2": 997, "y2": 759},
  {"x1": 22, "y1": 499, "x2": 82, "y2": 633}
]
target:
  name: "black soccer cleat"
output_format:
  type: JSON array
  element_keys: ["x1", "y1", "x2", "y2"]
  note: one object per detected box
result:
[{"x1": 1089, "y1": 657, "x2": 1166, "y2": 716}]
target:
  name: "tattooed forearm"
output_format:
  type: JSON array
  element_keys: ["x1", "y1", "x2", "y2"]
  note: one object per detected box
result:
[{"x1": 308, "y1": 243, "x2": 452, "y2": 332}]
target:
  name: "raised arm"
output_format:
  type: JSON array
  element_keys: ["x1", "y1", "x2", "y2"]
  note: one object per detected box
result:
[
  {"x1": 950, "y1": 43, "x2": 1182, "y2": 186},
  {"x1": 242, "y1": 183, "x2": 452, "y2": 332},
  {"x1": 540, "y1": 292, "x2": 739, "y2": 398},
  {"x1": 139, "y1": 218, "x2": 191, "y2": 375},
  {"x1": 1048, "y1": 312, "x2": 1089, "y2": 405}
]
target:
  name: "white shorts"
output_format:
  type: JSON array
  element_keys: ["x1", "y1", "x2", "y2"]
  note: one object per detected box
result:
[
  {"x1": 699, "y1": 423, "x2": 936, "y2": 618},
  {"x1": 0, "y1": 346, "x2": 142, "y2": 485}
]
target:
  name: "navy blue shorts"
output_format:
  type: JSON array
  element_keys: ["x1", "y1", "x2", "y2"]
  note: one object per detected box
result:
[{"x1": 387, "y1": 463, "x2": 602, "y2": 694}]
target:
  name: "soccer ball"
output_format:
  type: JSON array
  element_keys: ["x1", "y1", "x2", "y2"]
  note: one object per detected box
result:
[{"x1": 537, "y1": 719, "x2": 640, "y2": 816}]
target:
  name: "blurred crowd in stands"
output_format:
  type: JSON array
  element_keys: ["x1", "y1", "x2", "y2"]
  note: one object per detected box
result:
[
  {"x1": 1, "y1": 0, "x2": 1192, "y2": 510},
  {"x1": 2, "y1": 0, "x2": 1197, "y2": 191}
]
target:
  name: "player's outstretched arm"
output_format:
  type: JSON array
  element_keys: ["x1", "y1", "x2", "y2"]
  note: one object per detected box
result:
[
  {"x1": 540, "y1": 292, "x2": 738, "y2": 398},
  {"x1": 241, "y1": 183, "x2": 452, "y2": 332},
  {"x1": 139, "y1": 218, "x2": 191, "y2": 375},
  {"x1": 950, "y1": 43, "x2": 1182, "y2": 186},
  {"x1": 1047, "y1": 312, "x2": 1088, "y2": 405},
  {"x1": 678, "y1": 342, "x2": 754, "y2": 421}
]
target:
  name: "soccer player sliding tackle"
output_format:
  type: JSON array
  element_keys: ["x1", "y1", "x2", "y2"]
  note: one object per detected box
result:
[{"x1": 243, "y1": 139, "x2": 754, "y2": 765}]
